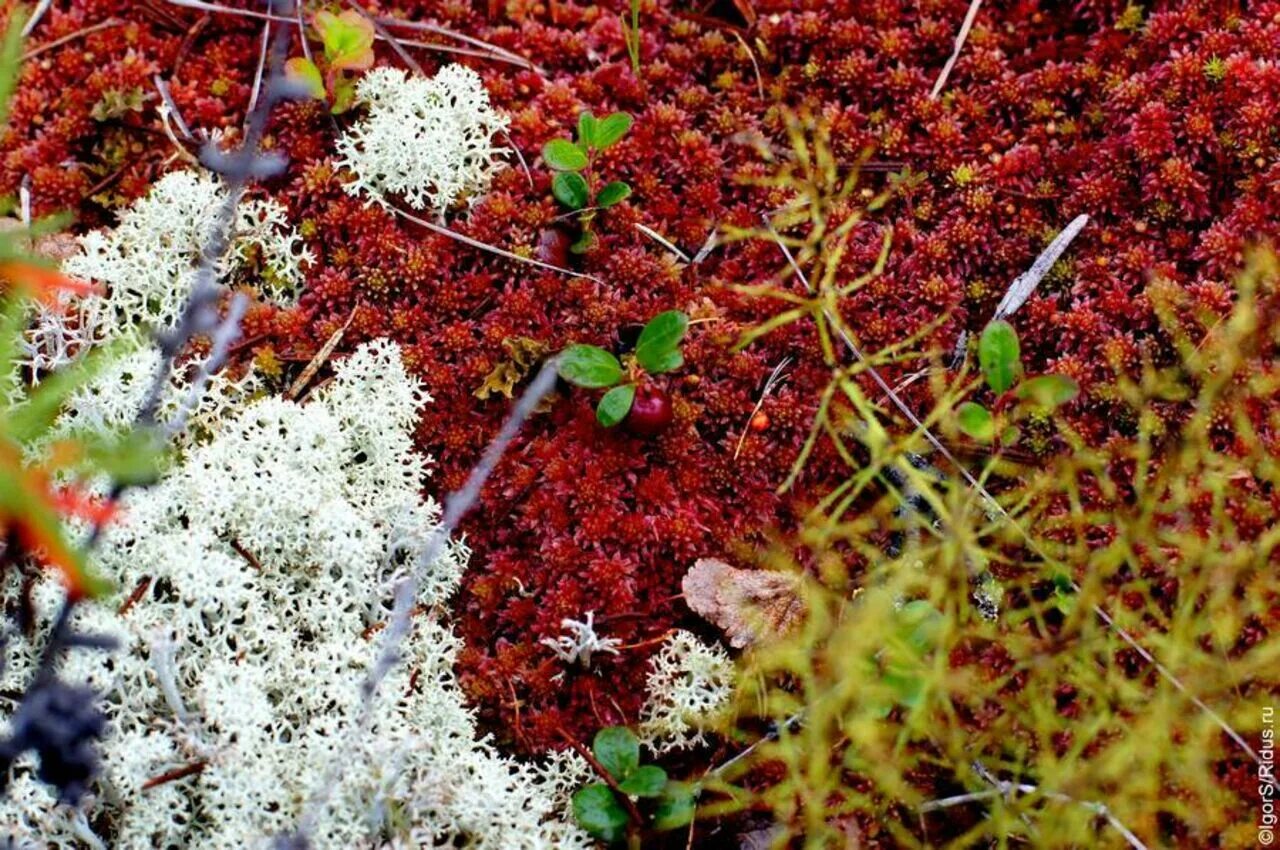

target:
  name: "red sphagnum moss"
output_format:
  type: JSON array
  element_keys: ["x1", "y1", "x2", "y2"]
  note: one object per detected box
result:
[{"x1": 5, "y1": 0, "x2": 1279, "y2": 775}]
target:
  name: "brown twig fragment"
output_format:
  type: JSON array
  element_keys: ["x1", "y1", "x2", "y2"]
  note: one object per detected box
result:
[{"x1": 141, "y1": 760, "x2": 207, "y2": 791}]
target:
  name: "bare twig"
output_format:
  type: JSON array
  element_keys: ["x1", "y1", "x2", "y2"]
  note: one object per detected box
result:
[
  {"x1": 20, "y1": 0, "x2": 52, "y2": 38},
  {"x1": 390, "y1": 205, "x2": 600, "y2": 281},
  {"x1": 920, "y1": 778, "x2": 1149, "y2": 850},
  {"x1": 992, "y1": 214, "x2": 1089, "y2": 320},
  {"x1": 20, "y1": 18, "x2": 124, "y2": 62},
  {"x1": 930, "y1": 0, "x2": 983, "y2": 99},
  {"x1": 287, "y1": 306, "x2": 356, "y2": 400},
  {"x1": 283, "y1": 359, "x2": 563, "y2": 844}
]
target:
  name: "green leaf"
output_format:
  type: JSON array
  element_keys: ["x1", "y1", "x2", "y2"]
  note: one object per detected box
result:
[
  {"x1": 635, "y1": 311, "x2": 689, "y2": 374},
  {"x1": 956, "y1": 402, "x2": 994, "y2": 443},
  {"x1": 1000, "y1": 424, "x2": 1021, "y2": 446},
  {"x1": 558, "y1": 345, "x2": 622, "y2": 388},
  {"x1": 593, "y1": 726, "x2": 640, "y2": 780},
  {"x1": 596, "y1": 181, "x2": 632, "y2": 208},
  {"x1": 595, "y1": 112, "x2": 634, "y2": 149},
  {"x1": 543, "y1": 138, "x2": 589, "y2": 171},
  {"x1": 0, "y1": 7, "x2": 28, "y2": 131},
  {"x1": 653, "y1": 782, "x2": 697, "y2": 832},
  {"x1": 1016, "y1": 374, "x2": 1079, "y2": 407},
  {"x1": 577, "y1": 111, "x2": 599, "y2": 148},
  {"x1": 596, "y1": 384, "x2": 635, "y2": 427},
  {"x1": 313, "y1": 10, "x2": 375, "y2": 72},
  {"x1": 572, "y1": 784, "x2": 629, "y2": 843},
  {"x1": 552, "y1": 172, "x2": 590, "y2": 210},
  {"x1": 978, "y1": 320, "x2": 1022, "y2": 394},
  {"x1": 617, "y1": 764, "x2": 667, "y2": 797},
  {"x1": 284, "y1": 57, "x2": 326, "y2": 101}
]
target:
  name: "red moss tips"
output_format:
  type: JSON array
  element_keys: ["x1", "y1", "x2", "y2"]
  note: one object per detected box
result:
[{"x1": 8, "y1": 0, "x2": 1280, "y2": 776}]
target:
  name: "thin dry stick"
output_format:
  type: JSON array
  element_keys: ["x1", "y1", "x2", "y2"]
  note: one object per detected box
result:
[
  {"x1": 20, "y1": 0, "x2": 52, "y2": 37},
  {"x1": 245, "y1": 18, "x2": 272, "y2": 123},
  {"x1": 164, "y1": 0, "x2": 544, "y2": 73},
  {"x1": 287, "y1": 306, "x2": 356, "y2": 400},
  {"x1": 761, "y1": 226, "x2": 1276, "y2": 783},
  {"x1": 375, "y1": 15, "x2": 544, "y2": 74},
  {"x1": 930, "y1": 0, "x2": 983, "y2": 99},
  {"x1": 285, "y1": 360, "x2": 562, "y2": 842},
  {"x1": 390, "y1": 205, "x2": 600, "y2": 281},
  {"x1": 730, "y1": 31, "x2": 765, "y2": 100},
  {"x1": 19, "y1": 18, "x2": 123, "y2": 61},
  {"x1": 635, "y1": 222, "x2": 691, "y2": 263},
  {"x1": 920, "y1": 781, "x2": 1149, "y2": 850}
]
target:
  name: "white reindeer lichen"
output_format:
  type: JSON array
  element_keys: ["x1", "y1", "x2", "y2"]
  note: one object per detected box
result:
[
  {"x1": 541, "y1": 611, "x2": 622, "y2": 670},
  {"x1": 335, "y1": 65, "x2": 509, "y2": 215},
  {"x1": 638, "y1": 630, "x2": 736, "y2": 754},
  {"x1": 0, "y1": 340, "x2": 590, "y2": 850},
  {"x1": 23, "y1": 168, "x2": 312, "y2": 375}
]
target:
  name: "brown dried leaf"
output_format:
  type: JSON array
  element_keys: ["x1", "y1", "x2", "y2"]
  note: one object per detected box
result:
[
  {"x1": 474, "y1": 336, "x2": 549, "y2": 401},
  {"x1": 682, "y1": 558, "x2": 805, "y2": 649}
]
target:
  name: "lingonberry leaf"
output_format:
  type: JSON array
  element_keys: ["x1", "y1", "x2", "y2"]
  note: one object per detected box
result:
[
  {"x1": 558, "y1": 345, "x2": 623, "y2": 388},
  {"x1": 597, "y1": 384, "x2": 636, "y2": 427},
  {"x1": 635, "y1": 311, "x2": 689, "y2": 374},
  {"x1": 577, "y1": 111, "x2": 599, "y2": 149},
  {"x1": 617, "y1": 764, "x2": 667, "y2": 797},
  {"x1": 552, "y1": 172, "x2": 590, "y2": 210},
  {"x1": 596, "y1": 181, "x2": 632, "y2": 208},
  {"x1": 978, "y1": 320, "x2": 1021, "y2": 395},
  {"x1": 1015, "y1": 374, "x2": 1079, "y2": 407},
  {"x1": 595, "y1": 112, "x2": 634, "y2": 149},
  {"x1": 283, "y1": 57, "x2": 326, "y2": 101},
  {"x1": 543, "y1": 138, "x2": 589, "y2": 172},
  {"x1": 593, "y1": 726, "x2": 640, "y2": 780},
  {"x1": 313, "y1": 10, "x2": 375, "y2": 73},
  {"x1": 956, "y1": 402, "x2": 995, "y2": 443},
  {"x1": 572, "y1": 783, "x2": 629, "y2": 843}
]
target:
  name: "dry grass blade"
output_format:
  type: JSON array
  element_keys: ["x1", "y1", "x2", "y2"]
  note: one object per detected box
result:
[
  {"x1": 287, "y1": 307, "x2": 357, "y2": 400},
  {"x1": 993, "y1": 214, "x2": 1089, "y2": 319},
  {"x1": 285, "y1": 307, "x2": 355, "y2": 399},
  {"x1": 930, "y1": 0, "x2": 983, "y2": 99},
  {"x1": 761, "y1": 224, "x2": 1276, "y2": 781}
]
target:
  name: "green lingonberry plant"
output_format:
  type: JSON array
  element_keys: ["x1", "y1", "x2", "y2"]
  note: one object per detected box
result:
[
  {"x1": 955, "y1": 319, "x2": 1080, "y2": 446},
  {"x1": 543, "y1": 111, "x2": 633, "y2": 254},
  {"x1": 284, "y1": 10, "x2": 375, "y2": 114},
  {"x1": 572, "y1": 726, "x2": 696, "y2": 848},
  {"x1": 557, "y1": 310, "x2": 687, "y2": 433}
]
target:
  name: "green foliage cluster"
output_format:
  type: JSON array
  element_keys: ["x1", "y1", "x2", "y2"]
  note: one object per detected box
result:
[
  {"x1": 693, "y1": 115, "x2": 1279, "y2": 848},
  {"x1": 543, "y1": 111, "x2": 633, "y2": 253},
  {"x1": 558, "y1": 310, "x2": 687, "y2": 427},
  {"x1": 571, "y1": 726, "x2": 695, "y2": 847}
]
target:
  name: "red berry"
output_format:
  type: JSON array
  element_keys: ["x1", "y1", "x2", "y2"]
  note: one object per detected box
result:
[
  {"x1": 626, "y1": 385, "x2": 674, "y2": 436},
  {"x1": 536, "y1": 227, "x2": 570, "y2": 267}
]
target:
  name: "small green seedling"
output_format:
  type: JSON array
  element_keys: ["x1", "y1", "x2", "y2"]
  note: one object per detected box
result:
[
  {"x1": 572, "y1": 726, "x2": 696, "y2": 846},
  {"x1": 955, "y1": 319, "x2": 1079, "y2": 446},
  {"x1": 543, "y1": 111, "x2": 633, "y2": 253},
  {"x1": 557, "y1": 311, "x2": 687, "y2": 433},
  {"x1": 284, "y1": 10, "x2": 375, "y2": 114}
]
